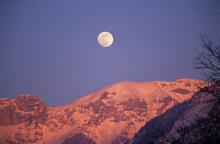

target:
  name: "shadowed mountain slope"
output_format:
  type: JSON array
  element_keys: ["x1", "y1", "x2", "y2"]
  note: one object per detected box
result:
[{"x1": 131, "y1": 83, "x2": 219, "y2": 144}]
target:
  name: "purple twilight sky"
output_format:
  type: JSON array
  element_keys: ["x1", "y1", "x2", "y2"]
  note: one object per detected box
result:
[{"x1": 0, "y1": 0, "x2": 220, "y2": 105}]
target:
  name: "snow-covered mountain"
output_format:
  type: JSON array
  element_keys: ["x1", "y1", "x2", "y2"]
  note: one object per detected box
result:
[
  {"x1": 0, "y1": 78, "x2": 206, "y2": 144},
  {"x1": 131, "y1": 82, "x2": 220, "y2": 144}
]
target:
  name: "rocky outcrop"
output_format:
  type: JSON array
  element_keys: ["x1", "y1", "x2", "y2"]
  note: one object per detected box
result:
[
  {"x1": 13, "y1": 124, "x2": 43, "y2": 144},
  {"x1": 132, "y1": 100, "x2": 191, "y2": 144},
  {"x1": 62, "y1": 133, "x2": 96, "y2": 144},
  {"x1": 0, "y1": 94, "x2": 47, "y2": 126},
  {"x1": 111, "y1": 135, "x2": 130, "y2": 144},
  {"x1": 172, "y1": 88, "x2": 190, "y2": 94}
]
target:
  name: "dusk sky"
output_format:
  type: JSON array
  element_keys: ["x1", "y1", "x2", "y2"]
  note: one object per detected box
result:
[{"x1": 0, "y1": 0, "x2": 220, "y2": 105}]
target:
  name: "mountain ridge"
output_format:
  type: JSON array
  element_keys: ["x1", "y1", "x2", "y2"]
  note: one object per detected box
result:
[{"x1": 0, "y1": 78, "x2": 206, "y2": 144}]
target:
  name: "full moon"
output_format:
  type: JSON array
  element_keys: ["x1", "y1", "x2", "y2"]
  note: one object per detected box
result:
[{"x1": 98, "y1": 32, "x2": 113, "y2": 48}]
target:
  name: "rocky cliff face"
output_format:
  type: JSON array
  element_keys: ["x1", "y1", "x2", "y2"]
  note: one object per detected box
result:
[
  {"x1": 0, "y1": 78, "x2": 206, "y2": 144},
  {"x1": 62, "y1": 133, "x2": 96, "y2": 144},
  {"x1": 0, "y1": 94, "x2": 47, "y2": 126},
  {"x1": 131, "y1": 83, "x2": 219, "y2": 144}
]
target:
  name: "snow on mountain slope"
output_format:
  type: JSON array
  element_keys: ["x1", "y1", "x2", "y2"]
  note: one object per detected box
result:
[
  {"x1": 156, "y1": 84, "x2": 219, "y2": 144},
  {"x1": 131, "y1": 83, "x2": 219, "y2": 144},
  {"x1": 0, "y1": 78, "x2": 206, "y2": 144}
]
